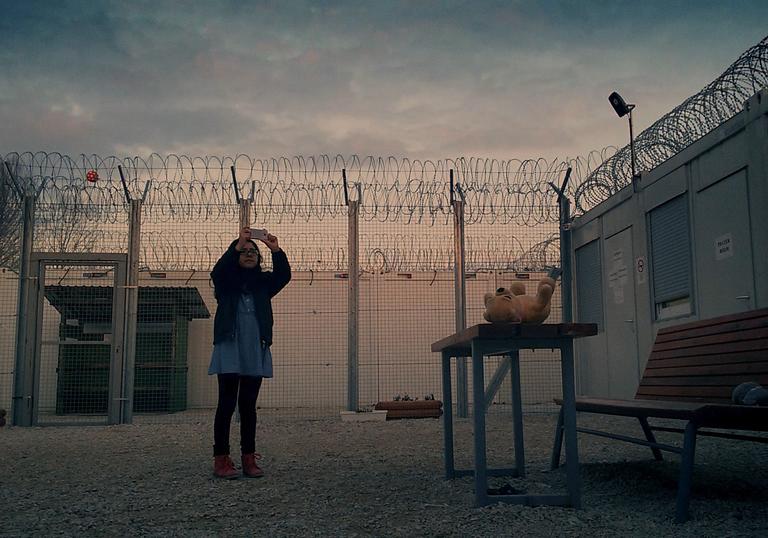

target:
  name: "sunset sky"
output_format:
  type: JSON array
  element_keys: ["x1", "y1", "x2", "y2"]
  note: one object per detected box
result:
[{"x1": 1, "y1": 1, "x2": 766, "y2": 161}]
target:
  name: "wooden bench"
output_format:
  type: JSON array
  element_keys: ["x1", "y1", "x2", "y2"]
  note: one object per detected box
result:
[{"x1": 551, "y1": 308, "x2": 768, "y2": 523}]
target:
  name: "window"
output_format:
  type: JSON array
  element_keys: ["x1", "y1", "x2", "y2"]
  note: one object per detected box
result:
[
  {"x1": 648, "y1": 195, "x2": 692, "y2": 319},
  {"x1": 575, "y1": 240, "x2": 603, "y2": 331}
]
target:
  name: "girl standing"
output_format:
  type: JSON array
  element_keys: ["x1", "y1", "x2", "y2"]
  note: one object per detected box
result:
[{"x1": 208, "y1": 227, "x2": 291, "y2": 479}]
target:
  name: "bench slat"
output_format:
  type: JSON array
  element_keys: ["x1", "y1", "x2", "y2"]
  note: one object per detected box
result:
[
  {"x1": 654, "y1": 314, "x2": 768, "y2": 344},
  {"x1": 646, "y1": 349, "x2": 768, "y2": 369},
  {"x1": 655, "y1": 308, "x2": 768, "y2": 338},
  {"x1": 643, "y1": 361, "x2": 768, "y2": 378},
  {"x1": 652, "y1": 327, "x2": 768, "y2": 352},
  {"x1": 636, "y1": 385, "x2": 738, "y2": 399},
  {"x1": 569, "y1": 397, "x2": 768, "y2": 429},
  {"x1": 633, "y1": 394, "x2": 732, "y2": 403},
  {"x1": 649, "y1": 340, "x2": 768, "y2": 361},
  {"x1": 640, "y1": 371, "x2": 768, "y2": 384},
  {"x1": 569, "y1": 397, "x2": 703, "y2": 419}
]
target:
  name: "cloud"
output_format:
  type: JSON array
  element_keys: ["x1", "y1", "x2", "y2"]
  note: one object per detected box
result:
[{"x1": 1, "y1": 1, "x2": 766, "y2": 160}]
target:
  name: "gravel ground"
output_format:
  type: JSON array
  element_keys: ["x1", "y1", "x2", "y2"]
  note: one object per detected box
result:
[{"x1": 2, "y1": 413, "x2": 767, "y2": 537}]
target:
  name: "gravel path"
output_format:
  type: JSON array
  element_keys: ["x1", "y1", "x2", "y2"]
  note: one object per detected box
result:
[{"x1": 2, "y1": 413, "x2": 767, "y2": 537}]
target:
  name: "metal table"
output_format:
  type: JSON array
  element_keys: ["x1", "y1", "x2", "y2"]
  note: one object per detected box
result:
[{"x1": 431, "y1": 322, "x2": 597, "y2": 508}]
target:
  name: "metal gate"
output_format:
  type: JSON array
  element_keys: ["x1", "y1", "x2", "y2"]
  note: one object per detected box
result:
[{"x1": 26, "y1": 254, "x2": 127, "y2": 425}]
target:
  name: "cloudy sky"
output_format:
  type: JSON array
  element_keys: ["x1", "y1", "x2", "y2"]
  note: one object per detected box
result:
[{"x1": 1, "y1": 0, "x2": 766, "y2": 161}]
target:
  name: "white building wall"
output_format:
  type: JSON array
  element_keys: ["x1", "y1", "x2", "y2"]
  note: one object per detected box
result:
[{"x1": 571, "y1": 87, "x2": 768, "y2": 398}]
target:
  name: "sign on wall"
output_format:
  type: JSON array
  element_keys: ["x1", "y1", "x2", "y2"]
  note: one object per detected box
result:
[{"x1": 715, "y1": 233, "x2": 734, "y2": 260}]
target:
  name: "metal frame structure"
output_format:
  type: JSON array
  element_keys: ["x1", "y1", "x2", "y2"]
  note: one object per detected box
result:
[
  {"x1": 19, "y1": 253, "x2": 127, "y2": 426},
  {"x1": 433, "y1": 323, "x2": 596, "y2": 508}
]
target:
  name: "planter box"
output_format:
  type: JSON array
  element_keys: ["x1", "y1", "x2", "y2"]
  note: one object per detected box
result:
[
  {"x1": 340, "y1": 410, "x2": 388, "y2": 422},
  {"x1": 374, "y1": 400, "x2": 443, "y2": 420}
]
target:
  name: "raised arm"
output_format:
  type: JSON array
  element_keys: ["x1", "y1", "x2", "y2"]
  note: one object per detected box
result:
[
  {"x1": 211, "y1": 227, "x2": 252, "y2": 292},
  {"x1": 260, "y1": 233, "x2": 291, "y2": 297}
]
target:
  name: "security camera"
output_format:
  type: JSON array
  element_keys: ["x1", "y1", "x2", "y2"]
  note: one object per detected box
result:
[{"x1": 608, "y1": 91, "x2": 632, "y2": 117}]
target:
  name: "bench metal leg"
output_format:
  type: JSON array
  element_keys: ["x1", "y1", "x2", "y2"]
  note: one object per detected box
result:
[
  {"x1": 637, "y1": 417, "x2": 663, "y2": 461},
  {"x1": 509, "y1": 351, "x2": 525, "y2": 478},
  {"x1": 550, "y1": 407, "x2": 565, "y2": 470},
  {"x1": 441, "y1": 352, "x2": 455, "y2": 480},
  {"x1": 471, "y1": 341, "x2": 489, "y2": 507},
  {"x1": 560, "y1": 341, "x2": 582, "y2": 509},
  {"x1": 675, "y1": 421, "x2": 698, "y2": 524}
]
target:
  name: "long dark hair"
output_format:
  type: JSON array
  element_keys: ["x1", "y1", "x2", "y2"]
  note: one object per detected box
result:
[
  {"x1": 235, "y1": 239, "x2": 267, "y2": 295},
  {"x1": 212, "y1": 239, "x2": 266, "y2": 300}
]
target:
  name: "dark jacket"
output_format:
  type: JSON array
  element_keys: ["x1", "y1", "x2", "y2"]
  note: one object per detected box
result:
[{"x1": 211, "y1": 240, "x2": 291, "y2": 346}]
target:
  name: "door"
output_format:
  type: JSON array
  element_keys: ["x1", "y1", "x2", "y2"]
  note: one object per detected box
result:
[
  {"x1": 29, "y1": 254, "x2": 126, "y2": 425},
  {"x1": 603, "y1": 228, "x2": 640, "y2": 398},
  {"x1": 694, "y1": 169, "x2": 755, "y2": 317},
  {"x1": 574, "y1": 240, "x2": 608, "y2": 397}
]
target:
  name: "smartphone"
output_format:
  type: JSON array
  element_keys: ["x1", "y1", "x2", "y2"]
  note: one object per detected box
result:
[{"x1": 249, "y1": 228, "x2": 269, "y2": 241}]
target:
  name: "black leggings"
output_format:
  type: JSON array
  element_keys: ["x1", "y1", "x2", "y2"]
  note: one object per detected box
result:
[{"x1": 213, "y1": 374, "x2": 263, "y2": 456}]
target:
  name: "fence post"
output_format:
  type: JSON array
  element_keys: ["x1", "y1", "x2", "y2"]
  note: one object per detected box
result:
[
  {"x1": 559, "y1": 195, "x2": 573, "y2": 323},
  {"x1": 345, "y1": 170, "x2": 360, "y2": 411},
  {"x1": 556, "y1": 168, "x2": 573, "y2": 324},
  {"x1": 239, "y1": 200, "x2": 251, "y2": 230},
  {"x1": 451, "y1": 170, "x2": 469, "y2": 418},
  {"x1": 548, "y1": 168, "x2": 573, "y2": 324},
  {"x1": 12, "y1": 191, "x2": 35, "y2": 426},
  {"x1": 121, "y1": 197, "x2": 141, "y2": 424}
]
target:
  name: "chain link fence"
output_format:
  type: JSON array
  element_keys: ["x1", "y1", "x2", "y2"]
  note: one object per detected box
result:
[{"x1": 2, "y1": 33, "x2": 766, "y2": 425}]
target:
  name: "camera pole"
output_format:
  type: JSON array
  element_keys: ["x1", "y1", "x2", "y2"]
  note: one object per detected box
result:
[
  {"x1": 343, "y1": 169, "x2": 360, "y2": 412},
  {"x1": 451, "y1": 169, "x2": 469, "y2": 418}
]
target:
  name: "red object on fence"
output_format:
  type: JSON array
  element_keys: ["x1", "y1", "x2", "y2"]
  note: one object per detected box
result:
[{"x1": 86, "y1": 170, "x2": 99, "y2": 183}]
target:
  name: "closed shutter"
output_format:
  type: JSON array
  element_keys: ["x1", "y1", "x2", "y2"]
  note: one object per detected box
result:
[
  {"x1": 649, "y1": 195, "x2": 691, "y2": 303},
  {"x1": 575, "y1": 239, "x2": 602, "y2": 331}
]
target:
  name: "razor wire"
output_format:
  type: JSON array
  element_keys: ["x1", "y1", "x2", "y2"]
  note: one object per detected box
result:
[
  {"x1": 573, "y1": 34, "x2": 768, "y2": 213},
  {"x1": 29, "y1": 228, "x2": 561, "y2": 274},
  {"x1": 2, "y1": 153, "x2": 577, "y2": 225},
  {"x1": 0, "y1": 170, "x2": 21, "y2": 271},
  {"x1": 1, "y1": 149, "x2": 623, "y2": 226}
]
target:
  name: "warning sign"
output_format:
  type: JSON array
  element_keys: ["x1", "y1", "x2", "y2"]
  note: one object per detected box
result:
[{"x1": 715, "y1": 233, "x2": 733, "y2": 260}]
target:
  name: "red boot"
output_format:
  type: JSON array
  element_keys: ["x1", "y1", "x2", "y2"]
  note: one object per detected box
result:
[
  {"x1": 213, "y1": 455, "x2": 239, "y2": 480},
  {"x1": 241, "y1": 453, "x2": 264, "y2": 478}
]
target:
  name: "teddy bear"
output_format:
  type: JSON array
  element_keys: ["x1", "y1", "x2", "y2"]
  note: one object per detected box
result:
[{"x1": 483, "y1": 277, "x2": 556, "y2": 324}]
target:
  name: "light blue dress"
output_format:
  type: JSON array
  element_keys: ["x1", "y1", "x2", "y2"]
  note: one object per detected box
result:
[{"x1": 208, "y1": 293, "x2": 273, "y2": 378}]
